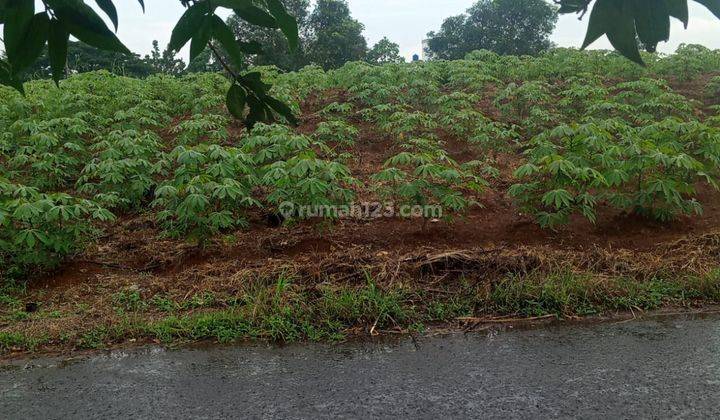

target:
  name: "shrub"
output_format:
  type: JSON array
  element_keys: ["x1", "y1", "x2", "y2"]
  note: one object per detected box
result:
[{"x1": 372, "y1": 137, "x2": 491, "y2": 227}]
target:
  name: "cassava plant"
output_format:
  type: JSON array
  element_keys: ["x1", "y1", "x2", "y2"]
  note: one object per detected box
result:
[
  {"x1": 152, "y1": 144, "x2": 260, "y2": 242},
  {"x1": 511, "y1": 118, "x2": 720, "y2": 228},
  {"x1": 372, "y1": 137, "x2": 490, "y2": 229},
  {"x1": 0, "y1": 177, "x2": 115, "y2": 278},
  {"x1": 76, "y1": 129, "x2": 164, "y2": 210},
  {"x1": 244, "y1": 124, "x2": 358, "y2": 220},
  {"x1": 313, "y1": 120, "x2": 359, "y2": 147}
]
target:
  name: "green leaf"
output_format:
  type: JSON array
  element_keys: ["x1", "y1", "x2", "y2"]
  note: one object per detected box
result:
[
  {"x1": 226, "y1": 83, "x2": 247, "y2": 119},
  {"x1": 695, "y1": 0, "x2": 720, "y2": 19},
  {"x1": 211, "y1": 15, "x2": 245, "y2": 70},
  {"x1": 92, "y1": 208, "x2": 116, "y2": 222},
  {"x1": 16, "y1": 229, "x2": 38, "y2": 248},
  {"x1": 169, "y1": 2, "x2": 212, "y2": 52},
  {"x1": 242, "y1": 71, "x2": 267, "y2": 91},
  {"x1": 667, "y1": 0, "x2": 689, "y2": 28},
  {"x1": 372, "y1": 168, "x2": 405, "y2": 182},
  {"x1": 9, "y1": 12, "x2": 49, "y2": 73},
  {"x1": 264, "y1": 95, "x2": 298, "y2": 126},
  {"x1": 608, "y1": 2, "x2": 644, "y2": 64},
  {"x1": 0, "y1": 0, "x2": 6, "y2": 24},
  {"x1": 441, "y1": 193, "x2": 468, "y2": 211},
  {"x1": 542, "y1": 189, "x2": 573, "y2": 210},
  {"x1": 245, "y1": 93, "x2": 273, "y2": 128},
  {"x1": 95, "y1": 0, "x2": 118, "y2": 31},
  {"x1": 190, "y1": 14, "x2": 214, "y2": 61},
  {"x1": 137, "y1": 0, "x2": 145, "y2": 12},
  {"x1": 3, "y1": 0, "x2": 35, "y2": 70},
  {"x1": 183, "y1": 193, "x2": 210, "y2": 211},
  {"x1": 13, "y1": 202, "x2": 41, "y2": 221},
  {"x1": 632, "y1": 0, "x2": 670, "y2": 52},
  {"x1": 3, "y1": 0, "x2": 33, "y2": 47},
  {"x1": 155, "y1": 185, "x2": 178, "y2": 198},
  {"x1": 514, "y1": 163, "x2": 539, "y2": 178},
  {"x1": 582, "y1": 0, "x2": 644, "y2": 64},
  {"x1": 398, "y1": 183, "x2": 420, "y2": 199},
  {"x1": 265, "y1": 0, "x2": 300, "y2": 51},
  {"x1": 49, "y1": 0, "x2": 130, "y2": 54},
  {"x1": 299, "y1": 178, "x2": 329, "y2": 196},
  {"x1": 227, "y1": 3, "x2": 277, "y2": 28},
  {"x1": 582, "y1": 0, "x2": 614, "y2": 49},
  {"x1": 48, "y1": 19, "x2": 70, "y2": 85}
]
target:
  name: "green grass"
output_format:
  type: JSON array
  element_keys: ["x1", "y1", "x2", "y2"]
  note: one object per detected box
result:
[
  {"x1": 130, "y1": 270, "x2": 720, "y2": 346},
  {"x1": 0, "y1": 293, "x2": 21, "y2": 309},
  {"x1": 148, "y1": 280, "x2": 410, "y2": 344},
  {"x1": 0, "y1": 332, "x2": 48, "y2": 352},
  {"x1": 424, "y1": 297, "x2": 475, "y2": 321},
  {"x1": 3, "y1": 269, "x2": 720, "y2": 355},
  {"x1": 490, "y1": 270, "x2": 720, "y2": 317}
]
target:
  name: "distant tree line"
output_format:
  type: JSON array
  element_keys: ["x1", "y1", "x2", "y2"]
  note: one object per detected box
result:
[
  {"x1": 19, "y1": 38, "x2": 223, "y2": 79},
  {"x1": 16, "y1": 0, "x2": 561, "y2": 79}
]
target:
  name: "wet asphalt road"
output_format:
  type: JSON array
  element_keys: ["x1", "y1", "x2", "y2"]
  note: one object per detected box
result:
[{"x1": 1, "y1": 315, "x2": 720, "y2": 419}]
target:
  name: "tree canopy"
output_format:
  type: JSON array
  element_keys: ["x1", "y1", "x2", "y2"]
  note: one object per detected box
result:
[
  {"x1": 226, "y1": 0, "x2": 310, "y2": 71},
  {"x1": 145, "y1": 40, "x2": 186, "y2": 76},
  {"x1": 226, "y1": 0, "x2": 381, "y2": 71},
  {"x1": 426, "y1": 0, "x2": 559, "y2": 60},
  {"x1": 367, "y1": 37, "x2": 405, "y2": 64},
  {"x1": 306, "y1": 0, "x2": 368, "y2": 70},
  {"x1": 16, "y1": 39, "x2": 220, "y2": 79},
  {"x1": 16, "y1": 41, "x2": 154, "y2": 79}
]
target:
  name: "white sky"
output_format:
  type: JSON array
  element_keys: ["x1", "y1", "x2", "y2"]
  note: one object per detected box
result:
[{"x1": 8, "y1": 1, "x2": 720, "y2": 61}]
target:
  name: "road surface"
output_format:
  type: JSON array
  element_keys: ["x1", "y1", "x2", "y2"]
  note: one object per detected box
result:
[{"x1": 2, "y1": 314, "x2": 720, "y2": 418}]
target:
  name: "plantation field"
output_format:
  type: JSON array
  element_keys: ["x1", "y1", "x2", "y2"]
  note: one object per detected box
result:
[{"x1": 3, "y1": 47, "x2": 720, "y2": 355}]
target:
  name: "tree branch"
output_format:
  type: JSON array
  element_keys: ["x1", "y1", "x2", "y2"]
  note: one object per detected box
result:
[{"x1": 207, "y1": 42, "x2": 240, "y2": 82}]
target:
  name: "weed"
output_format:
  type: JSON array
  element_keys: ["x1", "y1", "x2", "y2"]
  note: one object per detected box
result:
[
  {"x1": 78, "y1": 328, "x2": 108, "y2": 349},
  {"x1": 0, "y1": 332, "x2": 47, "y2": 352},
  {"x1": 112, "y1": 289, "x2": 147, "y2": 312}
]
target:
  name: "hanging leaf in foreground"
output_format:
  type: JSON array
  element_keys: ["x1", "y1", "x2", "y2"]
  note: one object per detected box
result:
[{"x1": 558, "y1": 0, "x2": 720, "y2": 64}]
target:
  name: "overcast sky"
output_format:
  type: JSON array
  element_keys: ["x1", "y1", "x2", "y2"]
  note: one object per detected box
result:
[{"x1": 17, "y1": 0, "x2": 720, "y2": 61}]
